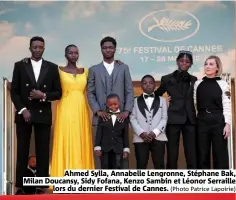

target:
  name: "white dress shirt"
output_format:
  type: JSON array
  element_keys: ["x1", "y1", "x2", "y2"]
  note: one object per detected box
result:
[
  {"x1": 143, "y1": 93, "x2": 154, "y2": 110},
  {"x1": 31, "y1": 59, "x2": 42, "y2": 82},
  {"x1": 143, "y1": 93, "x2": 161, "y2": 137},
  {"x1": 94, "y1": 109, "x2": 130, "y2": 153},
  {"x1": 110, "y1": 109, "x2": 120, "y2": 126},
  {"x1": 103, "y1": 61, "x2": 114, "y2": 75},
  {"x1": 18, "y1": 59, "x2": 42, "y2": 114}
]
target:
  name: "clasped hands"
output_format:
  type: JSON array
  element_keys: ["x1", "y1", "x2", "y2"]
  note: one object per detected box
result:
[
  {"x1": 29, "y1": 89, "x2": 44, "y2": 100},
  {"x1": 140, "y1": 131, "x2": 156, "y2": 142},
  {"x1": 22, "y1": 89, "x2": 45, "y2": 123}
]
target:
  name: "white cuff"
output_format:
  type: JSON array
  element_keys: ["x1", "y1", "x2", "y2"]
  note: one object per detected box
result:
[
  {"x1": 123, "y1": 148, "x2": 130, "y2": 153},
  {"x1": 225, "y1": 120, "x2": 231, "y2": 126},
  {"x1": 152, "y1": 129, "x2": 161, "y2": 137},
  {"x1": 94, "y1": 146, "x2": 101, "y2": 151},
  {"x1": 18, "y1": 108, "x2": 26, "y2": 114}
]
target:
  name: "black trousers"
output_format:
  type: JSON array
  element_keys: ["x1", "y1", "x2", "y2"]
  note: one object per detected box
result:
[
  {"x1": 134, "y1": 140, "x2": 165, "y2": 169},
  {"x1": 197, "y1": 112, "x2": 229, "y2": 169},
  {"x1": 166, "y1": 120, "x2": 197, "y2": 169},
  {"x1": 101, "y1": 150, "x2": 123, "y2": 169},
  {"x1": 15, "y1": 121, "x2": 51, "y2": 188}
]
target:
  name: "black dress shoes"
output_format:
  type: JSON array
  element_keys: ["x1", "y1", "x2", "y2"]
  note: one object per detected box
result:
[
  {"x1": 35, "y1": 188, "x2": 47, "y2": 194},
  {"x1": 15, "y1": 188, "x2": 25, "y2": 195}
]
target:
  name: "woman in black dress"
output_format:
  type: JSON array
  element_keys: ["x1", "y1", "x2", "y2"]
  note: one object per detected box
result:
[{"x1": 194, "y1": 55, "x2": 231, "y2": 169}]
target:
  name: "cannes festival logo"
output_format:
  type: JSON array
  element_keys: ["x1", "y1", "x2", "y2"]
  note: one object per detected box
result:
[{"x1": 139, "y1": 9, "x2": 200, "y2": 42}]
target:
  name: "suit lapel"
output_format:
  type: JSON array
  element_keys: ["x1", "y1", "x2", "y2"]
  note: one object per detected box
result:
[
  {"x1": 150, "y1": 96, "x2": 160, "y2": 117},
  {"x1": 112, "y1": 62, "x2": 120, "y2": 85},
  {"x1": 99, "y1": 62, "x2": 106, "y2": 87},
  {"x1": 137, "y1": 95, "x2": 148, "y2": 118},
  {"x1": 186, "y1": 76, "x2": 195, "y2": 97},
  {"x1": 24, "y1": 59, "x2": 36, "y2": 85},
  {"x1": 113, "y1": 117, "x2": 119, "y2": 128},
  {"x1": 37, "y1": 60, "x2": 48, "y2": 87}
]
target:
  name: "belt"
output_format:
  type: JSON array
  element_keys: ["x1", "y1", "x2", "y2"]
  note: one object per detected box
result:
[{"x1": 198, "y1": 108, "x2": 223, "y2": 114}]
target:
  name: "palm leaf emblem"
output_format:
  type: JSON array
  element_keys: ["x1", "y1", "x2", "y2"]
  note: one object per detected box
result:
[{"x1": 148, "y1": 17, "x2": 192, "y2": 32}]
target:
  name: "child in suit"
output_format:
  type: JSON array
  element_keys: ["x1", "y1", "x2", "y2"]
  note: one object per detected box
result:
[
  {"x1": 94, "y1": 94, "x2": 129, "y2": 169},
  {"x1": 130, "y1": 75, "x2": 168, "y2": 169}
]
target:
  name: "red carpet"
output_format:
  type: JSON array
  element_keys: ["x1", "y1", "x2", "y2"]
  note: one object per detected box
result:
[{"x1": 0, "y1": 194, "x2": 235, "y2": 200}]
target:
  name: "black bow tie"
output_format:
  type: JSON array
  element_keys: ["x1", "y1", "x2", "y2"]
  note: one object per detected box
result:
[
  {"x1": 144, "y1": 94, "x2": 154, "y2": 99},
  {"x1": 108, "y1": 112, "x2": 120, "y2": 115}
]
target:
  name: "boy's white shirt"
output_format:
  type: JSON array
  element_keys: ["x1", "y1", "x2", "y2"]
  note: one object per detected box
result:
[{"x1": 143, "y1": 93, "x2": 161, "y2": 136}]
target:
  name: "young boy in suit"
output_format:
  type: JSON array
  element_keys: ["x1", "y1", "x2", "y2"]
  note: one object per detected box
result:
[
  {"x1": 94, "y1": 94, "x2": 130, "y2": 169},
  {"x1": 130, "y1": 75, "x2": 168, "y2": 169}
]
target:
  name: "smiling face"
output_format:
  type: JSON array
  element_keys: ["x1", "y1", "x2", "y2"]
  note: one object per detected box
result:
[
  {"x1": 176, "y1": 53, "x2": 192, "y2": 72},
  {"x1": 106, "y1": 97, "x2": 120, "y2": 112}
]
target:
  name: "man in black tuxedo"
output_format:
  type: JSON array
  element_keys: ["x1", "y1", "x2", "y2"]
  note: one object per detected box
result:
[
  {"x1": 155, "y1": 51, "x2": 197, "y2": 169},
  {"x1": 10, "y1": 36, "x2": 62, "y2": 194},
  {"x1": 94, "y1": 94, "x2": 129, "y2": 169}
]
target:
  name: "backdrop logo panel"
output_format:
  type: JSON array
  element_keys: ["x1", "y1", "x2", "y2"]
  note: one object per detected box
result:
[{"x1": 139, "y1": 9, "x2": 200, "y2": 43}]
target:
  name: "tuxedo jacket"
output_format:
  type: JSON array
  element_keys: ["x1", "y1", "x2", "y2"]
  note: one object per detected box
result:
[
  {"x1": 95, "y1": 116, "x2": 129, "y2": 154},
  {"x1": 10, "y1": 59, "x2": 62, "y2": 125},
  {"x1": 155, "y1": 71, "x2": 197, "y2": 125},
  {"x1": 130, "y1": 95, "x2": 168, "y2": 143}
]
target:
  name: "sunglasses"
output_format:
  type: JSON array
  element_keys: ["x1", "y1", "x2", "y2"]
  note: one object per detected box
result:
[{"x1": 178, "y1": 50, "x2": 193, "y2": 56}]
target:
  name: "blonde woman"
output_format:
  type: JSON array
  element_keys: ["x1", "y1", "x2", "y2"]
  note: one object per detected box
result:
[{"x1": 194, "y1": 55, "x2": 231, "y2": 169}]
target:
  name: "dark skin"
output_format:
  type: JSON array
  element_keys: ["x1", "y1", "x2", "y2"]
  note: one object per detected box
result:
[
  {"x1": 177, "y1": 55, "x2": 192, "y2": 72},
  {"x1": 95, "y1": 97, "x2": 128, "y2": 159},
  {"x1": 28, "y1": 156, "x2": 36, "y2": 168},
  {"x1": 59, "y1": 46, "x2": 84, "y2": 74},
  {"x1": 140, "y1": 77, "x2": 157, "y2": 142},
  {"x1": 97, "y1": 41, "x2": 129, "y2": 122},
  {"x1": 168, "y1": 55, "x2": 192, "y2": 103},
  {"x1": 24, "y1": 40, "x2": 46, "y2": 123}
]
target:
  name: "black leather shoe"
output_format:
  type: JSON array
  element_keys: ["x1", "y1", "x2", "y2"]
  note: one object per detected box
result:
[
  {"x1": 15, "y1": 188, "x2": 25, "y2": 195},
  {"x1": 35, "y1": 188, "x2": 47, "y2": 194}
]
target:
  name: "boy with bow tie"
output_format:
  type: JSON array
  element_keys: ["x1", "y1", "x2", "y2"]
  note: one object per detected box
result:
[
  {"x1": 94, "y1": 94, "x2": 129, "y2": 169},
  {"x1": 130, "y1": 75, "x2": 168, "y2": 169}
]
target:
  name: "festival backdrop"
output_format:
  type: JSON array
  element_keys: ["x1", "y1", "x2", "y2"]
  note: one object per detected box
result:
[{"x1": 0, "y1": 1, "x2": 235, "y2": 192}]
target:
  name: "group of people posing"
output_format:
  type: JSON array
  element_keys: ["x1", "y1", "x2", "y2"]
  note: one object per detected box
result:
[{"x1": 9, "y1": 36, "x2": 231, "y2": 195}]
